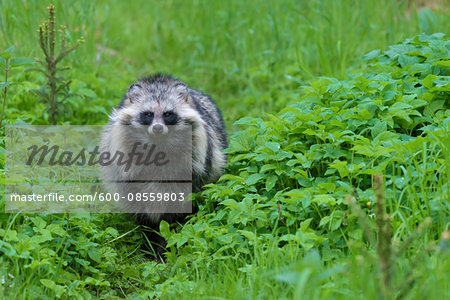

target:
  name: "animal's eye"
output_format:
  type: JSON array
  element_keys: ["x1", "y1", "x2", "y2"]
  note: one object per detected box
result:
[
  {"x1": 162, "y1": 111, "x2": 178, "y2": 125},
  {"x1": 146, "y1": 111, "x2": 154, "y2": 117}
]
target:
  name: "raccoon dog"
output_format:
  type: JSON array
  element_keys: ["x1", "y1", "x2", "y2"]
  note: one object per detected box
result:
[{"x1": 100, "y1": 74, "x2": 227, "y2": 256}]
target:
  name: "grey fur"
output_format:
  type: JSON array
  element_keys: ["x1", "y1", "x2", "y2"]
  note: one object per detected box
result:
[{"x1": 100, "y1": 74, "x2": 227, "y2": 226}]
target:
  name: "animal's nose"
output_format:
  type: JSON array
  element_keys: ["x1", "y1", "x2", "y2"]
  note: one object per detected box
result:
[{"x1": 152, "y1": 124, "x2": 164, "y2": 134}]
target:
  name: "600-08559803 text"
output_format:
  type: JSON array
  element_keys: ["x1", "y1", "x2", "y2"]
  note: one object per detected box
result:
[{"x1": 97, "y1": 192, "x2": 185, "y2": 202}]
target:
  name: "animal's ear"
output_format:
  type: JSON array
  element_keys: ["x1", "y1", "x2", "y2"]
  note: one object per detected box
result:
[
  {"x1": 175, "y1": 84, "x2": 193, "y2": 105},
  {"x1": 125, "y1": 83, "x2": 142, "y2": 105},
  {"x1": 182, "y1": 90, "x2": 196, "y2": 107}
]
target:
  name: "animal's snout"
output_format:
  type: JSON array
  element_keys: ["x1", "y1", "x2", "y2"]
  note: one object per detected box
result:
[{"x1": 152, "y1": 124, "x2": 164, "y2": 134}]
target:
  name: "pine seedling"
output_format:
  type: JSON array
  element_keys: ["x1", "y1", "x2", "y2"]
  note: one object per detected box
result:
[{"x1": 31, "y1": 4, "x2": 83, "y2": 124}]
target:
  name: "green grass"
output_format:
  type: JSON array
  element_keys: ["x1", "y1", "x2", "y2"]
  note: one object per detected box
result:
[
  {"x1": 2, "y1": 0, "x2": 449, "y2": 126},
  {"x1": 1, "y1": 0, "x2": 449, "y2": 299}
]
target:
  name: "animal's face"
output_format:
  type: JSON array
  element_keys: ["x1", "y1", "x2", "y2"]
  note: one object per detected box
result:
[
  {"x1": 129, "y1": 82, "x2": 183, "y2": 136},
  {"x1": 112, "y1": 80, "x2": 200, "y2": 139}
]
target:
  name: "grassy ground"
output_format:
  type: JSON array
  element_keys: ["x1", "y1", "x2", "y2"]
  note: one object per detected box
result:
[
  {"x1": 1, "y1": 0, "x2": 449, "y2": 299},
  {"x1": 2, "y1": 0, "x2": 449, "y2": 126}
]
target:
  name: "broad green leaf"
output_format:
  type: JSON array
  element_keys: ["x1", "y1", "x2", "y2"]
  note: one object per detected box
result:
[
  {"x1": 245, "y1": 173, "x2": 265, "y2": 185},
  {"x1": 362, "y1": 49, "x2": 381, "y2": 61},
  {"x1": 265, "y1": 174, "x2": 278, "y2": 191},
  {"x1": 10, "y1": 57, "x2": 35, "y2": 67},
  {"x1": 0, "y1": 46, "x2": 14, "y2": 59},
  {"x1": 159, "y1": 220, "x2": 170, "y2": 238}
]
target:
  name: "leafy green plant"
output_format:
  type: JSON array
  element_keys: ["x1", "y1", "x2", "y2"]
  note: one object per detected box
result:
[
  {"x1": 0, "y1": 47, "x2": 34, "y2": 129},
  {"x1": 160, "y1": 32, "x2": 449, "y2": 296},
  {"x1": 30, "y1": 4, "x2": 83, "y2": 125},
  {"x1": 0, "y1": 212, "x2": 148, "y2": 299}
]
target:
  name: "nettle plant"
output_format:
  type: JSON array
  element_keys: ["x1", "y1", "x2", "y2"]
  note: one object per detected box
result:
[{"x1": 162, "y1": 33, "x2": 449, "y2": 263}]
